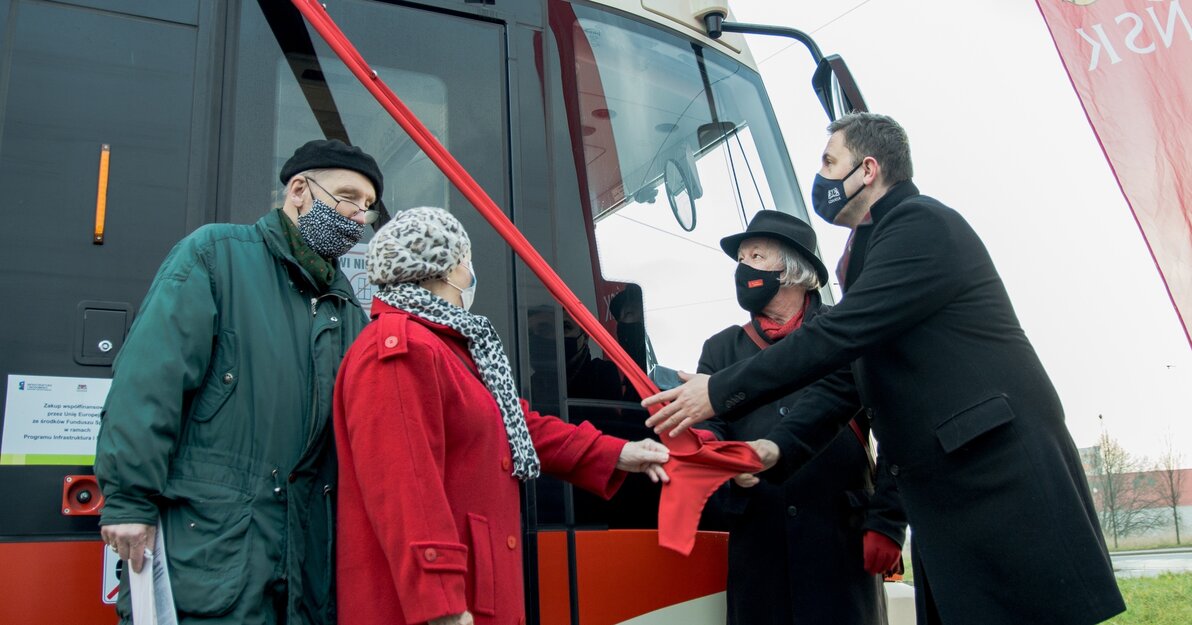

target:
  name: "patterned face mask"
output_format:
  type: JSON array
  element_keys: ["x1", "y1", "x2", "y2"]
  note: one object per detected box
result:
[{"x1": 298, "y1": 197, "x2": 365, "y2": 258}]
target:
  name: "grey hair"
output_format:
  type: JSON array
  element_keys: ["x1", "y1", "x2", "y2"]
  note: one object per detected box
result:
[
  {"x1": 777, "y1": 242, "x2": 821, "y2": 290},
  {"x1": 285, "y1": 168, "x2": 330, "y2": 187},
  {"x1": 826, "y1": 112, "x2": 913, "y2": 185}
]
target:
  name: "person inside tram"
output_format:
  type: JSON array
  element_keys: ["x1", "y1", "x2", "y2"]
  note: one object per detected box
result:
[
  {"x1": 332, "y1": 206, "x2": 670, "y2": 625},
  {"x1": 693, "y1": 210, "x2": 907, "y2": 625},
  {"x1": 610, "y1": 283, "x2": 651, "y2": 379},
  {"x1": 527, "y1": 305, "x2": 624, "y2": 406},
  {"x1": 606, "y1": 282, "x2": 683, "y2": 392}
]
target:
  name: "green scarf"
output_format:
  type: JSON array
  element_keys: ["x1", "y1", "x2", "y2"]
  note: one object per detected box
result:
[{"x1": 278, "y1": 209, "x2": 337, "y2": 292}]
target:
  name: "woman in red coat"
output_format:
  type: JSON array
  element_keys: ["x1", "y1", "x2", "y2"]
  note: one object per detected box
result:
[{"x1": 334, "y1": 207, "x2": 669, "y2": 625}]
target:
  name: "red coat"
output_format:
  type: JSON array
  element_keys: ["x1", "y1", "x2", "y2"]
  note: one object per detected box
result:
[{"x1": 334, "y1": 300, "x2": 628, "y2": 625}]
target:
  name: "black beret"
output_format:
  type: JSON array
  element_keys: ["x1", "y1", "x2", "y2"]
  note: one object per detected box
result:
[{"x1": 279, "y1": 139, "x2": 384, "y2": 200}]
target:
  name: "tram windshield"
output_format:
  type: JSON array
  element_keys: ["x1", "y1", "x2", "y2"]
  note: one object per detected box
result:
[{"x1": 567, "y1": 4, "x2": 813, "y2": 374}]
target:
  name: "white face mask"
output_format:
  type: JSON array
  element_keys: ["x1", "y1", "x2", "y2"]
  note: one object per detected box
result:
[{"x1": 446, "y1": 261, "x2": 477, "y2": 311}]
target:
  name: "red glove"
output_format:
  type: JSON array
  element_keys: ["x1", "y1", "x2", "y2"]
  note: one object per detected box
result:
[{"x1": 862, "y1": 530, "x2": 902, "y2": 576}]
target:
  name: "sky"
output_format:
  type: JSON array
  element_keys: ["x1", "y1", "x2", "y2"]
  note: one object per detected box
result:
[{"x1": 728, "y1": 0, "x2": 1192, "y2": 467}]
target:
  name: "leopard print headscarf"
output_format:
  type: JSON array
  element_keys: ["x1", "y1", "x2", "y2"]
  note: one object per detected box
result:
[
  {"x1": 368, "y1": 206, "x2": 472, "y2": 284},
  {"x1": 369, "y1": 208, "x2": 540, "y2": 480}
]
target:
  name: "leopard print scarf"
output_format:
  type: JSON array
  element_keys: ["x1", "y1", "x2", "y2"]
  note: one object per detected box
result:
[{"x1": 374, "y1": 282, "x2": 541, "y2": 480}]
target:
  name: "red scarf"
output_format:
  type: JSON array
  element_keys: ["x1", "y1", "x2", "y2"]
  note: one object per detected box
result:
[{"x1": 753, "y1": 293, "x2": 810, "y2": 341}]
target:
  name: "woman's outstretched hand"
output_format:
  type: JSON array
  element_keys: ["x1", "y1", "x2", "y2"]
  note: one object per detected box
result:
[{"x1": 617, "y1": 439, "x2": 671, "y2": 483}]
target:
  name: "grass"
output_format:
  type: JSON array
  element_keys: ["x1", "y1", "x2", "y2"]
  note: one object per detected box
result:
[
  {"x1": 889, "y1": 559, "x2": 1191, "y2": 625},
  {"x1": 1105, "y1": 573, "x2": 1192, "y2": 625}
]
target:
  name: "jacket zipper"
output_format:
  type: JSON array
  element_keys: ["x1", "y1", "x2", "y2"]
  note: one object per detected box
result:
[{"x1": 305, "y1": 292, "x2": 348, "y2": 451}]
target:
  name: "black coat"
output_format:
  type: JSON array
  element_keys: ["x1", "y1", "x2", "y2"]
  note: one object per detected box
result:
[
  {"x1": 707, "y1": 183, "x2": 1124, "y2": 625},
  {"x1": 697, "y1": 294, "x2": 906, "y2": 625}
]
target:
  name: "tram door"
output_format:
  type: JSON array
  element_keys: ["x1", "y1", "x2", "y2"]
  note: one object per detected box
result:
[{"x1": 0, "y1": 1, "x2": 219, "y2": 622}]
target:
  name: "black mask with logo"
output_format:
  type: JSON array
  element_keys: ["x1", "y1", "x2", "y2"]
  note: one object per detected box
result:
[
  {"x1": 734, "y1": 263, "x2": 782, "y2": 313},
  {"x1": 810, "y1": 161, "x2": 864, "y2": 224}
]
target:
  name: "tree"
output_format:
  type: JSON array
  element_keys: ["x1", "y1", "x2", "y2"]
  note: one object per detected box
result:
[
  {"x1": 1090, "y1": 431, "x2": 1165, "y2": 548},
  {"x1": 1154, "y1": 438, "x2": 1185, "y2": 545}
]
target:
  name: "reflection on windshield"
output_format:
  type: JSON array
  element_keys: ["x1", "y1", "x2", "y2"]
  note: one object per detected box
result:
[
  {"x1": 274, "y1": 49, "x2": 449, "y2": 218},
  {"x1": 567, "y1": 4, "x2": 808, "y2": 373}
]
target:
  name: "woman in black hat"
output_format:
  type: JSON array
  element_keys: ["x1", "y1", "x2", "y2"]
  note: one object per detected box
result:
[{"x1": 694, "y1": 210, "x2": 907, "y2": 625}]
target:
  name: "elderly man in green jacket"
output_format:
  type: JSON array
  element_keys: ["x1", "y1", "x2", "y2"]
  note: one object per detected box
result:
[{"x1": 95, "y1": 139, "x2": 382, "y2": 624}]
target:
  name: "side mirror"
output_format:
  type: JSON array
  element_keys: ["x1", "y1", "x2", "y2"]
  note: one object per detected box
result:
[{"x1": 812, "y1": 54, "x2": 868, "y2": 121}]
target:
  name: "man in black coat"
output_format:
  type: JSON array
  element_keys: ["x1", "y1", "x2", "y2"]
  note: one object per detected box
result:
[
  {"x1": 644, "y1": 113, "x2": 1125, "y2": 625},
  {"x1": 695, "y1": 211, "x2": 906, "y2": 625}
]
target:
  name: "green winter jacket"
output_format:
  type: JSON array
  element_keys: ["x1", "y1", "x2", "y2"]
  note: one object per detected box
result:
[{"x1": 95, "y1": 209, "x2": 368, "y2": 624}]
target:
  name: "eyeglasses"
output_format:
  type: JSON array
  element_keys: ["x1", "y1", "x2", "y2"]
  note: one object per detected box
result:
[{"x1": 304, "y1": 176, "x2": 380, "y2": 225}]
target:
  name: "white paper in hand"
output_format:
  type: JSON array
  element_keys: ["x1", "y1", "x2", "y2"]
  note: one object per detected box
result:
[{"x1": 129, "y1": 521, "x2": 178, "y2": 625}]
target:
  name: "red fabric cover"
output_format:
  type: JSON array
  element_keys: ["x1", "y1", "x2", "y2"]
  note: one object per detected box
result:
[
  {"x1": 752, "y1": 293, "x2": 809, "y2": 340},
  {"x1": 658, "y1": 429, "x2": 763, "y2": 555},
  {"x1": 334, "y1": 300, "x2": 629, "y2": 625},
  {"x1": 862, "y1": 530, "x2": 902, "y2": 576}
]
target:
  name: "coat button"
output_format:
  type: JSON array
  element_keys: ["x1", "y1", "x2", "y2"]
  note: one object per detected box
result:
[
  {"x1": 779, "y1": 407, "x2": 789, "y2": 416},
  {"x1": 507, "y1": 536, "x2": 517, "y2": 550},
  {"x1": 787, "y1": 505, "x2": 798, "y2": 517},
  {"x1": 188, "y1": 522, "x2": 196, "y2": 529},
  {"x1": 424, "y1": 548, "x2": 438, "y2": 562},
  {"x1": 889, "y1": 464, "x2": 901, "y2": 477},
  {"x1": 273, "y1": 487, "x2": 283, "y2": 496},
  {"x1": 384, "y1": 336, "x2": 398, "y2": 348},
  {"x1": 222, "y1": 372, "x2": 234, "y2": 384},
  {"x1": 501, "y1": 457, "x2": 511, "y2": 471},
  {"x1": 330, "y1": 316, "x2": 338, "y2": 322}
]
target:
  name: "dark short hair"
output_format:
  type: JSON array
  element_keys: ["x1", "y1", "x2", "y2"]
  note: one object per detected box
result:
[{"x1": 827, "y1": 113, "x2": 913, "y2": 185}]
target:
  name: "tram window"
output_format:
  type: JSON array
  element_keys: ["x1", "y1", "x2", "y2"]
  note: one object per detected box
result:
[
  {"x1": 271, "y1": 63, "x2": 450, "y2": 217},
  {"x1": 593, "y1": 136, "x2": 768, "y2": 373},
  {"x1": 567, "y1": 4, "x2": 808, "y2": 375},
  {"x1": 527, "y1": 299, "x2": 663, "y2": 529},
  {"x1": 225, "y1": 1, "x2": 512, "y2": 338},
  {"x1": 540, "y1": 5, "x2": 816, "y2": 529}
]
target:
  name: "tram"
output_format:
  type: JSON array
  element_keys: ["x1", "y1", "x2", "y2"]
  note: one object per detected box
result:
[{"x1": 0, "y1": 1, "x2": 864, "y2": 622}]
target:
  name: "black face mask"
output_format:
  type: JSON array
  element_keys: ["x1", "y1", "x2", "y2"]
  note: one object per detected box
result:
[
  {"x1": 810, "y1": 161, "x2": 865, "y2": 224},
  {"x1": 563, "y1": 335, "x2": 584, "y2": 361},
  {"x1": 735, "y1": 263, "x2": 782, "y2": 313}
]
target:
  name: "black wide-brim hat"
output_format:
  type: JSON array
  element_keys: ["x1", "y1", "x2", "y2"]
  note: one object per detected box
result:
[{"x1": 719, "y1": 210, "x2": 830, "y2": 287}]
